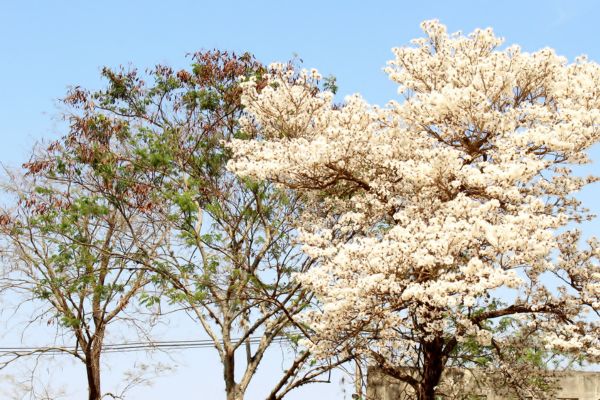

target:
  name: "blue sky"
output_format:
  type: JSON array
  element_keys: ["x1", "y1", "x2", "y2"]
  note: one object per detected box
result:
[{"x1": 1, "y1": 1, "x2": 599, "y2": 399}]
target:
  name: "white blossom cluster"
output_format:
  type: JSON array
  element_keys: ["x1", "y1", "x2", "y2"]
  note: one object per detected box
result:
[{"x1": 228, "y1": 20, "x2": 600, "y2": 373}]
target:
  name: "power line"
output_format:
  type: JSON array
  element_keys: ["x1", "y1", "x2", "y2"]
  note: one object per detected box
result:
[{"x1": 0, "y1": 334, "x2": 298, "y2": 357}]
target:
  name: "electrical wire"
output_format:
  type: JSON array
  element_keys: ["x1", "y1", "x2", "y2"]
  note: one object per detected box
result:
[{"x1": 0, "y1": 334, "x2": 297, "y2": 356}]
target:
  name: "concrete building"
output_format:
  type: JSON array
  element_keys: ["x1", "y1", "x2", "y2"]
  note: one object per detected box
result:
[{"x1": 367, "y1": 367, "x2": 600, "y2": 400}]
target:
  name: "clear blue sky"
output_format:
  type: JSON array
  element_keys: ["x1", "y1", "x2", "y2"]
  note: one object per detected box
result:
[{"x1": 0, "y1": 1, "x2": 599, "y2": 399}]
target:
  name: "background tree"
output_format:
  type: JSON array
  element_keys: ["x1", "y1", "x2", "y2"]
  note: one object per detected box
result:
[
  {"x1": 54, "y1": 51, "x2": 348, "y2": 400},
  {"x1": 228, "y1": 21, "x2": 600, "y2": 400},
  {"x1": 0, "y1": 108, "x2": 168, "y2": 399}
]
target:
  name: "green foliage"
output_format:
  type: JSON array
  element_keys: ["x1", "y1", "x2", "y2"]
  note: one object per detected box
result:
[
  {"x1": 174, "y1": 191, "x2": 198, "y2": 214},
  {"x1": 323, "y1": 75, "x2": 338, "y2": 95},
  {"x1": 183, "y1": 89, "x2": 221, "y2": 111},
  {"x1": 60, "y1": 315, "x2": 82, "y2": 329},
  {"x1": 139, "y1": 292, "x2": 162, "y2": 307},
  {"x1": 71, "y1": 196, "x2": 110, "y2": 217}
]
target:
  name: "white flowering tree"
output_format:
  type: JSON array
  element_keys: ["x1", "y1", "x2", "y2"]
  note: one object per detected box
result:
[{"x1": 227, "y1": 21, "x2": 600, "y2": 400}]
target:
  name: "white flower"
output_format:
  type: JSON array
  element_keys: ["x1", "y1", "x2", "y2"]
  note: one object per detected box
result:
[{"x1": 228, "y1": 19, "x2": 600, "y2": 375}]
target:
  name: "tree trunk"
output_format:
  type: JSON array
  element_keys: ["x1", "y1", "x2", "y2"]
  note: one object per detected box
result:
[
  {"x1": 224, "y1": 348, "x2": 243, "y2": 400},
  {"x1": 85, "y1": 330, "x2": 104, "y2": 400},
  {"x1": 226, "y1": 387, "x2": 243, "y2": 400},
  {"x1": 415, "y1": 338, "x2": 445, "y2": 400},
  {"x1": 86, "y1": 349, "x2": 102, "y2": 400}
]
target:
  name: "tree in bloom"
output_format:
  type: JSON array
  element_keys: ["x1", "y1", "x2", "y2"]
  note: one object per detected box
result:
[{"x1": 227, "y1": 21, "x2": 600, "y2": 399}]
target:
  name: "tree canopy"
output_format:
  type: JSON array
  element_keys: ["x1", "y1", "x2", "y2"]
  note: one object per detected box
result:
[
  {"x1": 228, "y1": 20, "x2": 600, "y2": 399},
  {"x1": 0, "y1": 51, "x2": 342, "y2": 400}
]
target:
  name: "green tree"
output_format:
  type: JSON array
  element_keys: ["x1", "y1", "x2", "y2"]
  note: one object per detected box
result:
[
  {"x1": 0, "y1": 114, "x2": 167, "y2": 399},
  {"x1": 0, "y1": 51, "x2": 347, "y2": 400}
]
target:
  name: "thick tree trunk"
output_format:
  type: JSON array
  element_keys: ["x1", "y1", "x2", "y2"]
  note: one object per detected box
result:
[{"x1": 415, "y1": 338, "x2": 445, "y2": 400}]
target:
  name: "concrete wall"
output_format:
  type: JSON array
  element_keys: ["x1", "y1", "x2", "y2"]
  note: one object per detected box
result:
[
  {"x1": 550, "y1": 372, "x2": 600, "y2": 400},
  {"x1": 366, "y1": 368, "x2": 600, "y2": 400}
]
